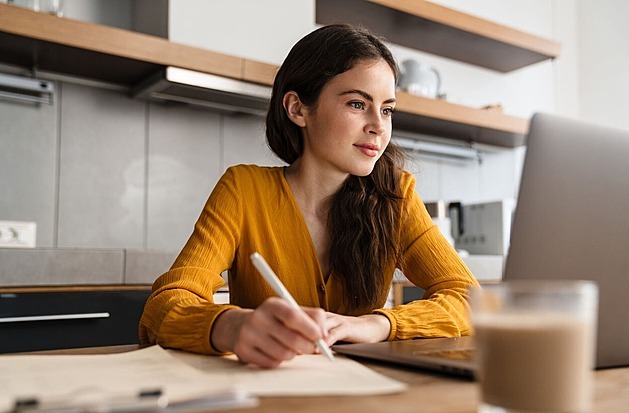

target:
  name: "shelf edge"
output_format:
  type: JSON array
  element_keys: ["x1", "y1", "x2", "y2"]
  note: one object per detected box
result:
[
  {"x1": 369, "y1": 0, "x2": 561, "y2": 58},
  {"x1": 0, "y1": 4, "x2": 243, "y2": 80},
  {"x1": 396, "y1": 92, "x2": 529, "y2": 135}
]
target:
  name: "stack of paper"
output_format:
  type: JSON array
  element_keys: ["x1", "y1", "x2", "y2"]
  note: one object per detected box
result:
[
  {"x1": 0, "y1": 346, "x2": 257, "y2": 412},
  {"x1": 0, "y1": 345, "x2": 407, "y2": 412}
]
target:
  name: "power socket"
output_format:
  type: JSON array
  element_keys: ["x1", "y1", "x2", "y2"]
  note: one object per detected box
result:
[{"x1": 0, "y1": 221, "x2": 36, "y2": 248}]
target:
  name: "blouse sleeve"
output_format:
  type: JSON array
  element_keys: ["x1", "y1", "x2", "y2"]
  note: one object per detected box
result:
[
  {"x1": 139, "y1": 167, "x2": 243, "y2": 355},
  {"x1": 373, "y1": 173, "x2": 480, "y2": 340}
]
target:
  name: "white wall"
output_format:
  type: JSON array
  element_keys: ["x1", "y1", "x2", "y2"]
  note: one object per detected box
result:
[
  {"x1": 552, "y1": 0, "x2": 580, "y2": 119},
  {"x1": 168, "y1": 0, "x2": 316, "y2": 65},
  {"x1": 577, "y1": 0, "x2": 629, "y2": 131}
]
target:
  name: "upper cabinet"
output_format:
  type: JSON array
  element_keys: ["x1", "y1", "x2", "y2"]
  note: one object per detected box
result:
[
  {"x1": 0, "y1": 3, "x2": 273, "y2": 87},
  {"x1": 0, "y1": 2, "x2": 559, "y2": 147},
  {"x1": 316, "y1": 0, "x2": 561, "y2": 72}
]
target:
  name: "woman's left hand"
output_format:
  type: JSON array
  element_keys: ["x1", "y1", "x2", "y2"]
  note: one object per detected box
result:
[{"x1": 323, "y1": 313, "x2": 391, "y2": 345}]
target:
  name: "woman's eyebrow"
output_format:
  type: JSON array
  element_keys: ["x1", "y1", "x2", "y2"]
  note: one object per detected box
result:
[{"x1": 339, "y1": 89, "x2": 396, "y2": 104}]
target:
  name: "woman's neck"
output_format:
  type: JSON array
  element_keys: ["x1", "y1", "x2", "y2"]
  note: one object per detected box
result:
[{"x1": 284, "y1": 157, "x2": 347, "y2": 218}]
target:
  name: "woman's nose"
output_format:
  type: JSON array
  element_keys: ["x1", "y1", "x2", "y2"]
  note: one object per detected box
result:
[{"x1": 366, "y1": 111, "x2": 386, "y2": 135}]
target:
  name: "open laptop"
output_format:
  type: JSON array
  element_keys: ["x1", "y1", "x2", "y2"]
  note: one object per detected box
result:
[{"x1": 332, "y1": 113, "x2": 629, "y2": 377}]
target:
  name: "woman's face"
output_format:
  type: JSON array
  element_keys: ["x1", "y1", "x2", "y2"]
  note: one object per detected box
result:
[{"x1": 299, "y1": 59, "x2": 397, "y2": 178}]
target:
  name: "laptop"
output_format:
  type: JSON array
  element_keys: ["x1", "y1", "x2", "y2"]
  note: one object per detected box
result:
[{"x1": 332, "y1": 113, "x2": 629, "y2": 377}]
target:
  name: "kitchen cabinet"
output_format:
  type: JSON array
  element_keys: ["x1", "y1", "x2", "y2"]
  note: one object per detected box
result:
[
  {"x1": 0, "y1": 285, "x2": 151, "y2": 353},
  {"x1": 316, "y1": 0, "x2": 561, "y2": 73},
  {"x1": 0, "y1": 3, "x2": 539, "y2": 147},
  {"x1": 0, "y1": 4, "x2": 249, "y2": 86}
]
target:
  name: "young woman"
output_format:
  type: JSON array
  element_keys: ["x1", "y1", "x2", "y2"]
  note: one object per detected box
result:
[{"x1": 139, "y1": 24, "x2": 478, "y2": 368}]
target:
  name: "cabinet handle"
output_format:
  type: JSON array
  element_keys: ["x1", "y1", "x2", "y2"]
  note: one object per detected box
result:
[{"x1": 0, "y1": 312, "x2": 111, "y2": 323}]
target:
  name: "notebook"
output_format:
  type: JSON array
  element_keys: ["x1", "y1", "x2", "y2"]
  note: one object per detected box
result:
[{"x1": 333, "y1": 113, "x2": 629, "y2": 376}]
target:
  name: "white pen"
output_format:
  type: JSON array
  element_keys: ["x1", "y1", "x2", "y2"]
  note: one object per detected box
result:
[{"x1": 250, "y1": 252, "x2": 335, "y2": 362}]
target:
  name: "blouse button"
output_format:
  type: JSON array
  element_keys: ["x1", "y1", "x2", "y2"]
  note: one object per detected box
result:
[{"x1": 319, "y1": 284, "x2": 326, "y2": 294}]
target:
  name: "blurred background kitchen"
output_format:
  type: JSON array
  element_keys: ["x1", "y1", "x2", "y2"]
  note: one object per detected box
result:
[{"x1": 1, "y1": 0, "x2": 627, "y2": 291}]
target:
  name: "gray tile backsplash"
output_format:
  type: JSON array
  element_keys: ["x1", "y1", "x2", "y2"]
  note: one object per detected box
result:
[
  {"x1": 146, "y1": 103, "x2": 222, "y2": 251},
  {"x1": 0, "y1": 91, "x2": 58, "y2": 247},
  {"x1": 0, "y1": 76, "x2": 519, "y2": 286},
  {"x1": 57, "y1": 82, "x2": 146, "y2": 249},
  {"x1": 222, "y1": 113, "x2": 283, "y2": 168}
]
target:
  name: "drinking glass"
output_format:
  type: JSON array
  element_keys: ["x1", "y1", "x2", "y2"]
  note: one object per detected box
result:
[{"x1": 470, "y1": 280, "x2": 598, "y2": 413}]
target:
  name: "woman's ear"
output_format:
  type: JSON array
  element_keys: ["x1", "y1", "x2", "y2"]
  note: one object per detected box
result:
[{"x1": 283, "y1": 91, "x2": 307, "y2": 127}]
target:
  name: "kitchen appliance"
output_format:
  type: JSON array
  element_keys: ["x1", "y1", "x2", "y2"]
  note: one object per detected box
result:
[
  {"x1": 424, "y1": 200, "x2": 508, "y2": 281},
  {"x1": 452, "y1": 199, "x2": 515, "y2": 255},
  {"x1": 423, "y1": 200, "x2": 455, "y2": 247},
  {"x1": 133, "y1": 67, "x2": 271, "y2": 116},
  {"x1": 397, "y1": 59, "x2": 441, "y2": 98}
]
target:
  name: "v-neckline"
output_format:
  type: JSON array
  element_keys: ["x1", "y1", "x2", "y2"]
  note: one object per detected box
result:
[{"x1": 279, "y1": 167, "x2": 330, "y2": 283}]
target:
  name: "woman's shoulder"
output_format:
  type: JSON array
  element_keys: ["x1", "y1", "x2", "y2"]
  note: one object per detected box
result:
[
  {"x1": 398, "y1": 169, "x2": 418, "y2": 196},
  {"x1": 219, "y1": 164, "x2": 286, "y2": 196},
  {"x1": 223, "y1": 164, "x2": 284, "y2": 182}
]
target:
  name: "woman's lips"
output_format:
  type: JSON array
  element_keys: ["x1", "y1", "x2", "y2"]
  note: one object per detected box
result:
[{"x1": 354, "y1": 143, "x2": 380, "y2": 158}]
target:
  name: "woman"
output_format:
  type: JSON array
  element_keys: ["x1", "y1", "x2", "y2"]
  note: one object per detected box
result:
[{"x1": 139, "y1": 24, "x2": 478, "y2": 368}]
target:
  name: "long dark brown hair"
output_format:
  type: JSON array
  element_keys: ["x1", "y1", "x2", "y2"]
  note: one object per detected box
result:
[{"x1": 266, "y1": 24, "x2": 406, "y2": 312}]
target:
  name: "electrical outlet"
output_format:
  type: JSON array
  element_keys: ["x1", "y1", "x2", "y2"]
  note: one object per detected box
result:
[{"x1": 0, "y1": 221, "x2": 36, "y2": 248}]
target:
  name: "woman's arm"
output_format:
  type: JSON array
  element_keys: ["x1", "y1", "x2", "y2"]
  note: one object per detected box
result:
[
  {"x1": 373, "y1": 176, "x2": 479, "y2": 340},
  {"x1": 321, "y1": 225, "x2": 477, "y2": 345},
  {"x1": 140, "y1": 166, "x2": 332, "y2": 363},
  {"x1": 139, "y1": 168, "x2": 244, "y2": 354},
  {"x1": 321, "y1": 173, "x2": 478, "y2": 345}
]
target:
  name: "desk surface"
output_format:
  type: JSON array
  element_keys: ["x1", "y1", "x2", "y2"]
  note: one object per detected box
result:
[{"x1": 33, "y1": 345, "x2": 629, "y2": 413}]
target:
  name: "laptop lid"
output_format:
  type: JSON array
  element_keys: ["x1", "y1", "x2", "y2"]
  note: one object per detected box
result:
[{"x1": 504, "y1": 113, "x2": 629, "y2": 368}]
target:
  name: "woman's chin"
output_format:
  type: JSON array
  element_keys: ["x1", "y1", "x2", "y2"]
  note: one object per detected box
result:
[{"x1": 351, "y1": 164, "x2": 377, "y2": 177}]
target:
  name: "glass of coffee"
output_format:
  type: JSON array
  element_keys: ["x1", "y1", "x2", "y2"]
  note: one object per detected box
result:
[{"x1": 470, "y1": 280, "x2": 598, "y2": 413}]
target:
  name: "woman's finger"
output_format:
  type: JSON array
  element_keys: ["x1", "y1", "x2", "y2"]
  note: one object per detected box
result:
[{"x1": 262, "y1": 298, "x2": 325, "y2": 343}]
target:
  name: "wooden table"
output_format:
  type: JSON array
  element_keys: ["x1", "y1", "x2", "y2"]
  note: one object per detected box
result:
[{"x1": 28, "y1": 345, "x2": 629, "y2": 413}]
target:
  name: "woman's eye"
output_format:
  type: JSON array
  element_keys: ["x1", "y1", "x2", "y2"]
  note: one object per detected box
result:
[
  {"x1": 382, "y1": 107, "x2": 395, "y2": 116},
  {"x1": 349, "y1": 101, "x2": 366, "y2": 110}
]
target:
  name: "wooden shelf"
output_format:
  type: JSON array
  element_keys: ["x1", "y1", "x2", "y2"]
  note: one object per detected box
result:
[
  {"x1": 0, "y1": 3, "x2": 272, "y2": 86},
  {"x1": 0, "y1": 3, "x2": 527, "y2": 147},
  {"x1": 394, "y1": 92, "x2": 528, "y2": 147},
  {"x1": 316, "y1": 0, "x2": 561, "y2": 72}
]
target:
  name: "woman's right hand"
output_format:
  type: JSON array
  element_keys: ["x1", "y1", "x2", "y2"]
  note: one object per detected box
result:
[{"x1": 210, "y1": 297, "x2": 328, "y2": 368}]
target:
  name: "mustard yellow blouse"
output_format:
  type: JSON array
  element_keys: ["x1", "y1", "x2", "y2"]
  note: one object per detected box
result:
[{"x1": 139, "y1": 164, "x2": 479, "y2": 354}]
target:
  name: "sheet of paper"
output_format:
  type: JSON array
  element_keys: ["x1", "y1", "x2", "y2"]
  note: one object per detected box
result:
[
  {"x1": 0, "y1": 346, "x2": 406, "y2": 413},
  {"x1": 0, "y1": 346, "x2": 247, "y2": 413},
  {"x1": 170, "y1": 351, "x2": 408, "y2": 396}
]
